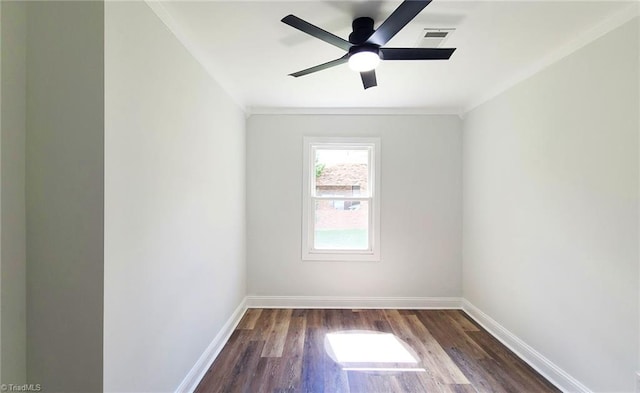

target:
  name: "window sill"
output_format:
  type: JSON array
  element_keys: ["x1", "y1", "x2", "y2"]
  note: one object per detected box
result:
[{"x1": 302, "y1": 251, "x2": 381, "y2": 262}]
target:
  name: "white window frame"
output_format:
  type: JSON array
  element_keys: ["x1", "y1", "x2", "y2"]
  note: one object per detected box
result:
[{"x1": 302, "y1": 137, "x2": 381, "y2": 261}]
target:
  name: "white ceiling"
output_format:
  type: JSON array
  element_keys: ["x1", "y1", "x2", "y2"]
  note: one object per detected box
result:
[{"x1": 152, "y1": 1, "x2": 636, "y2": 113}]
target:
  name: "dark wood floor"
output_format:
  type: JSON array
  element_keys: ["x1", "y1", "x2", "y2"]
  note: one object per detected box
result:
[{"x1": 195, "y1": 309, "x2": 560, "y2": 393}]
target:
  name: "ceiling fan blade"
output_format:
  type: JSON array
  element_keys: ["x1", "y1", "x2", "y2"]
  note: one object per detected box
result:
[
  {"x1": 380, "y1": 47, "x2": 456, "y2": 60},
  {"x1": 289, "y1": 55, "x2": 349, "y2": 77},
  {"x1": 282, "y1": 15, "x2": 353, "y2": 51},
  {"x1": 360, "y1": 70, "x2": 377, "y2": 89},
  {"x1": 366, "y1": 1, "x2": 431, "y2": 47}
]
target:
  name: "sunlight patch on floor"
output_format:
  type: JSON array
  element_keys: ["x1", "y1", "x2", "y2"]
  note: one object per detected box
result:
[
  {"x1": 326, "y1": 331, "x2": 418, "y2": 363},
  {"x1": 324, "y1": 330, "x2": 425, "y2": 374}
]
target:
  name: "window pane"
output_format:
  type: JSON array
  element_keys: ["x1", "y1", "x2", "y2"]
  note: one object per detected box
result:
[
  {"x1": 314, "y1": 199, "x2": 369, "y2": 250},
  {"x1": 315, "y1": 149, "x2": 369, "y2": 197}
]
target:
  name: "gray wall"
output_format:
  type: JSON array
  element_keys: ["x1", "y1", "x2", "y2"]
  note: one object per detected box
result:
[
  {"x1": 247, "y1": 114, "x2": 462, "y2": 297},
  {"x1": 0, "y1": 0, "x2": 26, "y2": 386},
  {"x1": 25, "y1": 1, "x2": 105, "y2": 391},
  {"x1": 462, "y1": 19, "x2": 639, "y2": 392},
  {"x1": 104, "y1": 2, "x2": 246, "y2": 391},
  {"x1": 0, "y1": 2, "x2": 635, "y2": 392}
]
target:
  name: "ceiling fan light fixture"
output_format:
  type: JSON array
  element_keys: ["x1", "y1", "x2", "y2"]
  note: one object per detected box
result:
[{"x1": 348, "y1": 48, "x2": 380, "y2": 72}]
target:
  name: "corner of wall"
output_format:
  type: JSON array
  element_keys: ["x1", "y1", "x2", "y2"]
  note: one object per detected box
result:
[
  {"x1": 462, "y1": 3, "x2": 640, "y2": 115},
  {"x1": 25, "y1": 2, "x2": 104, "y2": 390},
  {"x1": 174, "y1": 298, "x2": 248, "y2": 393},
  {"x1": 0, "y1": 2, "x2": 4, "y2": 386},
  {"x1": 0, "y1": 0, "x2": 27, "y2": 386},
  {"x1": 143, "y1": 0, "x2": 246, "y2": 113},
  {"x1": 637, "y1": 4, "x2": 640, "y2": 380}
]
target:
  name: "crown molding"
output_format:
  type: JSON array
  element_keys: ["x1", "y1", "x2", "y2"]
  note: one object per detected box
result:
[
  {"x1": 463, "y1": 3, "x2": 640, "y2": 114},
  {"x1": 144, "y1": 0, "x2": 246, "y2": 112},
  {"x1": 247, "y1": 106, "x2": 463, "y2": 117},
  {"x1": 143, "y1": 1, "x2": 638, "y2": 118}
]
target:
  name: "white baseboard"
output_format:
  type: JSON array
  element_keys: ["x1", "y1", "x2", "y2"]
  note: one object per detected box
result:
[
  {"x1": 175, "y1": 297, "x2": 248, "y2": 393},
  {"x1": 461, "y1": 299, "x2": 591, "y2": 393},
  {"x1": 245, "y1": 295, "x2": 462, "y2": 309},
  {"x1": 174, "y1": 296, "x2": 588, "y2": 393}
]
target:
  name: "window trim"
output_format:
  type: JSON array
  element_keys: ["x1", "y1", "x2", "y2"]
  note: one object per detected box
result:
[{"x1": 301, "y1": 136, "x2": 381, "y2": 262}]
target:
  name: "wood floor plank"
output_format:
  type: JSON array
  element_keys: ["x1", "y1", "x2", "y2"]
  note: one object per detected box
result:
[
  {"x1": 321, "y1": 311, "x2": 351, "y2": 393},
  {"x1": 466, "y1": 330, "x2": 560, "y2": 392},
  {"x1": 417, "y1": 310, "x2": 491, "y2": 361},
  {"x1": 393, "y1": 371, "x2": 443, "y2": 392},
  {"x1": 246, "y1": 357, "x2": 273, "y2": 393},
  {"x1": 196, "y1": 309, "x2": 560, "y2": 393},
  {"x1": 448, "y1": 310, "x2": 480, "y2": 332},
  {"x1": 291, "y1": 309, "x2": 307, "y2": 318},
  {"x1": 249, "y1": 357, "x2": 282, "y2": 393},
  {"x1": 401, "y1": 313, "x2": 471, "y2": 385},
  {"x1": 300, "y1": 327, "x2": 325, "y2": 393},
  {"x1": 447, "y1": 346, "x2": 520, "y2": 393},
  {"x1": 324, "y1": 309, "x2": 351, "y2": 332},
  {"x1": 477, "y1": 357, "x2": 535, "y2": 393},
  {"x1": 251, "y1": 308, "x2": 278, "y2": 341},
  {"x1": 347, "y1": 371, "x2": 399, "y2": 393},
  {"x1": 225, "y1": 340, "x2": 266, "y2": 393},
  {"x1": 261, "y1": 309, "x2": 293, "y2": 357},
  {"x1": 276, "y1": 316, "x2": 307, "y2": 391},
  {"x1": 438, "y1": 383, "x2": 479, "y2": 393},
  {"x1": 340, "y1": 309, "x2": 360, "y2": 330},
  {"x1": 323, "y1": 353, "x2": 350, "y2": 393},
  {"x1": 357, "y1": 309, "x2": 389, "y2": 331},
  {"x1": 237, "y1": 308, "x2": 263, "y2": 330},
  {"x1": 194, "y1": 329, "x2": 255, "y2": 393},
  {"x1": 373, "y1": 317, "x2": 394, "y2": 333},
  {"x1": 305, "y1": 309, "x2": 324, "y2": 328}
]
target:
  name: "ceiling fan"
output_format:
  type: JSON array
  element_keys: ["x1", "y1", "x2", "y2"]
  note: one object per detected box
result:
[{"x1": 281, "y1": 0, "x2": 456, "y2": 90}]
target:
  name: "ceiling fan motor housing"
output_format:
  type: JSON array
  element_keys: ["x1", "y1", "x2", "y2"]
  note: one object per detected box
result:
[
  {"x1": 348, "y1": 44, "x2": 380, "y2": 58},
  {"x1": 349, "y1": 17, "x2": 376, "y2": 45}
]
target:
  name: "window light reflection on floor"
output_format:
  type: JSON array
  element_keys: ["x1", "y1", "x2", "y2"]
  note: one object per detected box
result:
[
  {"x1": 324, "y1": 330, "x2": 426, "y2": 373},
  {"x1": 326, "y1": 332, "x2": 418, "y2": 363}
]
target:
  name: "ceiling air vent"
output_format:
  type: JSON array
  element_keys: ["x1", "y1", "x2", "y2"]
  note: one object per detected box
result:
[{"x1": 416, "y1": 28, "x2": 455, "y2": 48}]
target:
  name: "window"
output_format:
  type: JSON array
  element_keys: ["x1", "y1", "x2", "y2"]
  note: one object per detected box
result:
[{"x1": 302, "y1": 137, "x2": 380, "y2": 261}]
